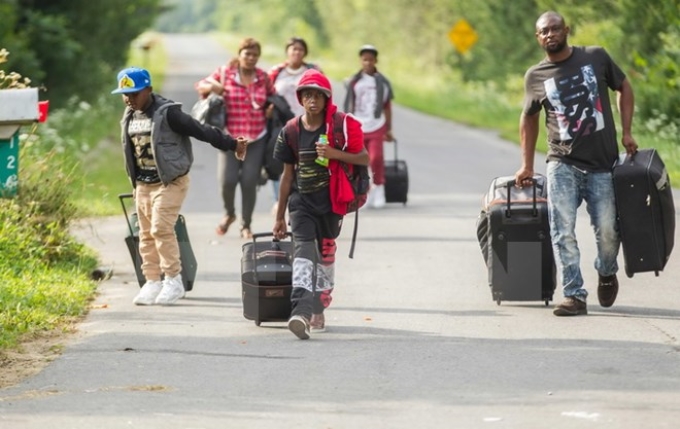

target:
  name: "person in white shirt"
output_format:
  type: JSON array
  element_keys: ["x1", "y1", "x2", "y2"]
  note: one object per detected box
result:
[
  {"x1": 343, "y1": 44, "x2": 395, "y2": 209},
  {"x1": 267, "y1": 37, "x2": 322, "y2": 212}
]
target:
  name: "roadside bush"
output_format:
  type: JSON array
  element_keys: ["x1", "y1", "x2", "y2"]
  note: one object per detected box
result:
[
  {"x1": 0, "y1": 52, "x2": 99, "y2": 350},
  {"x1": 0, "y1": 144, "x2": 98, "y2": 349},
  {"x1": 632, "y1": 26, "x2": 680, "y2": 131}
]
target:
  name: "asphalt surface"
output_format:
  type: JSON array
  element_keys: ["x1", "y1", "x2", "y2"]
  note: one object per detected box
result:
[{"x1": 1, "y1": 34, "x2": 679, "y2": 429}]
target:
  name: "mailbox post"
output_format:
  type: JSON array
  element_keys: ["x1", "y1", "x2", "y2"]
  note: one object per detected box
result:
[{"x1": 0, "y1": 88, "x2": 40, "y2": 197}]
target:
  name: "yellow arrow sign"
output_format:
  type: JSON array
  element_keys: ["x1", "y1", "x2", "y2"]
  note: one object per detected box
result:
[{"x1": 448, "y1": 19, "x2": 478, "y2": 54}]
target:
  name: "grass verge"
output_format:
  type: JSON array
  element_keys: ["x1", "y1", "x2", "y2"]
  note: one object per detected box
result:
[{"x1": 0, "y1": 149, "x2": 99, "y2": 350}]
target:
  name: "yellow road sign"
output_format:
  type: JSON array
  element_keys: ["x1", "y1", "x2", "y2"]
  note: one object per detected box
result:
[{"x1": 448, "y1": 19, "x2": 478, "y2": 54}]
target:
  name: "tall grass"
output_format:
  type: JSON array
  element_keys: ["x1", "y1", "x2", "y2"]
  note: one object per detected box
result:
[{"x1": 0, "y1": 147, "x2": 99, "y2": 349}]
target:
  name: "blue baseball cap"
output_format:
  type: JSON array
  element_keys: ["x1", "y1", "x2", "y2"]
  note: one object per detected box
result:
[{"x1": 111, "y1": 67, "x2": 151, "y2": 94}]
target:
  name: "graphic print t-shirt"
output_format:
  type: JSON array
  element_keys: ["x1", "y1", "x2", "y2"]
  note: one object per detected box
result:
[
  {"x1": 128, "y1": 109, "x2": 160, "y2": 183},
  {"x1": 523, "y1": 46, "x2": 626, "y2": 172},
  {"x1": 275, "y1": 119, "x2": 331, "y2": 213}
]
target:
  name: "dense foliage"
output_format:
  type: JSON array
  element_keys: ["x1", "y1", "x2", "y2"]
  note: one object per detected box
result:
[
  {"x1": 0, "y1": 0, "x2": 166, "y2": 108},
  {"x1": 158, "y1": 0, "x2": 680, "y2": 131}
]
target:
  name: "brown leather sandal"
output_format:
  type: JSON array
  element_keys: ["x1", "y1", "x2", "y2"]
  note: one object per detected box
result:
[
  {"x1": 240, "y1": 226, "x2": 253, "y2": 239},
  {"x1": 215, "y1": 215, "x2": 236, "y2": 236}
]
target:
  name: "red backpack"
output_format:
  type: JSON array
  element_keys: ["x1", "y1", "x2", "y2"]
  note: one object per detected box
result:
[
  {"x1": 284, "y1": 112, "x2": 370, "y2": 257},
  {"x1": 284, "y1": 112, "x2": 370, "y2": 213}
]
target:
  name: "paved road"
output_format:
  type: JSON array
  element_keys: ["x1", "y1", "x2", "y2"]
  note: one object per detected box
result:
[{"x1": 1, "y1": 34, "x2": 679, "y2": 429}]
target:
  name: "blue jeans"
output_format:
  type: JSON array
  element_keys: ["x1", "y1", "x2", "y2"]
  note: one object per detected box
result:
[
  {"x1": 271, "y1": 179, "x2": 280, "y2": 202},
  {"x1": 547, "y1": 161, "x2": 620, "y2": 300}
]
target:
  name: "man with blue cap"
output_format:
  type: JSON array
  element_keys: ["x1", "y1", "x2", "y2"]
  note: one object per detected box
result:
[{"x1": 112, "y1": 66, "x2": 248, "y2": 306}]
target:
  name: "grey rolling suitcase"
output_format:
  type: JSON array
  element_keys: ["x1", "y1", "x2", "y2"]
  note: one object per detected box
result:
[
  {"x1": 119, "y1": 193, "x2": 197, "y2": 291},
  {"x1": 613, "y1": 149, "x2": 675, "y2": 277},
  {"x1": 479, "y1": 175, "x2": 556, "y2": 305}
]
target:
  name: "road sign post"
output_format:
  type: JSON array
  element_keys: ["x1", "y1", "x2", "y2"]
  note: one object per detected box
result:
[
  {"x1": 0, "y1": 87, "x2": 41, "y2": 198},
  {"x1": 448, "y1": 19, "x2": 479, "y2": 55}
]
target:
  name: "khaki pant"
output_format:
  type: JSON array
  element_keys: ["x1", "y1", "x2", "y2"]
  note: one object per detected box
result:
[{"x1": 135, "y1": 175, "x2": 190, "y2": 281}]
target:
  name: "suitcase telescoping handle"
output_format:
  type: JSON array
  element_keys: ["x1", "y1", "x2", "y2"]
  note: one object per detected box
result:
[
  {"x1": 504, "y1": 179, "x2": 538, "y2": 218},
  {"x1": 118, "y1": 193, "x2": 136, "y2": 237},
  {"x1": 251, "y1": 232, "x2": 292, "y2": 242},
  {"x1": 250, "y1": 232, "x2": 293, "y2": 284},
  {"x1": 390, "y1": 138, "x2": 399, "y2": 162}
]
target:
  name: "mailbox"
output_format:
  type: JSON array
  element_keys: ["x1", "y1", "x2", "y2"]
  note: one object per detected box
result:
[{"x1": 0, "y1": 88, "x2": 40, "y2": 197}]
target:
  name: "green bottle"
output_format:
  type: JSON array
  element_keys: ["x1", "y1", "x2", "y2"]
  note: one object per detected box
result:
[{"x1": 315, "y1": 134, "x2": 329, "y2": 167}]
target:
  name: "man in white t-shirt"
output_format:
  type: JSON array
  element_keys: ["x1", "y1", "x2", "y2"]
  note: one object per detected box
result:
[{"x1": 343, "y1": 44, "x2": 394, "y2": 208}]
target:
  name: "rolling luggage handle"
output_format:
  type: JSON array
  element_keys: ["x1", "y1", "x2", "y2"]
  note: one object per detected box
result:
[
  {"x1": 390, "y1": 138, "x2": 399, "y2": 162},
  {"x1": 250, "y1": 232, "x2": 293, "y2": 285},
  {"x1": 118, "y1": 193, "x2": 136, "y2": 237},
  {"x1": 505, "y1": 179, "x2": 538, "y2": 218}
]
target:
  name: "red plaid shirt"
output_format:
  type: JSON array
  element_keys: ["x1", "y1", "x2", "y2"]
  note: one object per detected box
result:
[{"x1": 208, "y1": 66, "x2": 275, "y2": 140}]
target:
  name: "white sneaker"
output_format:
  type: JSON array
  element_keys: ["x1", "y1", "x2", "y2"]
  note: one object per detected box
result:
[
  {"x1": 133, "y1": 280, "x2": 163, "y2": 305},
  {"x1": 365, "y1": 186, "x2": 376, "y2": 209},
  {"x1": 155, "y1": 274, "x2": 186, "y2": 305},
  {"x1": 372, "y1": 184, "x2": 386, "y2": 209}
]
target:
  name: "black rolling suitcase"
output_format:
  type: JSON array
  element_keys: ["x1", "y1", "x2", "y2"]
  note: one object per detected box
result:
[
  {"x1": 241, "y1": 232, "x2": 294, "y2": 326},
  {"x1": 478, "y1": 175, "x2": 556, "y2": 305},
  {"x1": 384, "y1": 139, "x2": 409, "y2": 204},
  {"x1": 613, "y1": 148, "x2": 675, "y2": 277},
  {"x1": 118, "y1": 193, "x2": 197, "y2": 291}
]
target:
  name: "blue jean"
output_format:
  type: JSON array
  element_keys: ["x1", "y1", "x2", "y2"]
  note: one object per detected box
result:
[
  {"x1": 547, "y1": 161, "x2": 620, "y2": 300},
  {"x1": 271, "y1": 179, "x2": 280, "y2": 202}
]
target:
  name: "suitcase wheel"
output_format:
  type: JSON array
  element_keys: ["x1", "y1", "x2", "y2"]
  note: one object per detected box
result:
[
  {"x1": 496, "y1": 298, "x2": 501, "y2": 306},
  {"x1": 625, "y1": 267, "x2": 633, "y2": 279},
  {"x1": 544, "y1": 300, "x2": 549, "y2": 306},
  {"x1": 255, "y1": 320, "x2": 261, "y2": 327}
]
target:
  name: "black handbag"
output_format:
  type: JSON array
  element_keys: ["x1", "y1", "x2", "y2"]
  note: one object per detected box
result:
[
  {"x1": 191, "y1": 66, "x2": 227, "y2": 128},
  {"x1": 191, "y1": 93, "x2": 225, "y2": 128}
]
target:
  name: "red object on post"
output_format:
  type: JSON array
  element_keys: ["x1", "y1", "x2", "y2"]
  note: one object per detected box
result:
[{"x1": 38, "y1": 100, "x2": 49, "y2": 123}]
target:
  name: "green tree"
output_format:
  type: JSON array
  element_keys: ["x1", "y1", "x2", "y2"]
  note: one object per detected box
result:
[
  {"x1": 3, "y1": 0, "x2": 165, "y2": 108},
  {"x1": 136, "y1": 0, "x2": 680, "y2": 129}
]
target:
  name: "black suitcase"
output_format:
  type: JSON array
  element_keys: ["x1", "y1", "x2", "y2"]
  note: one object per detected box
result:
[
  {"x1": 480, "y1": 175, "x2": 556, "y2": 305},
  {"x1": 119, "y1": 193, "x2": 197, "y2": 291},
  {"x1": 241, "y1": 232, "x2": 293, "y2": 326},
  {"x1": 384, "y1": 139, "x2": 409, "y2": 204},
  {"x1": 613, "y1": 148, "x2": 675, "y2": 277}
]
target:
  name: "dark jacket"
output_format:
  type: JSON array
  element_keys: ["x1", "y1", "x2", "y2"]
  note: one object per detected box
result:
[
  {"x1": 343, "y1": 71, "x2": 394, "y2": 118},
  {"x1": 121, "y1": 94, "x2": 236, "y2": 187}
]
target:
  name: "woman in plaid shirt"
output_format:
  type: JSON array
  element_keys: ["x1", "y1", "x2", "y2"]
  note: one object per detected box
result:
[{"x1": 197, "y1": 37, "x2": 276, "y2": 238}]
